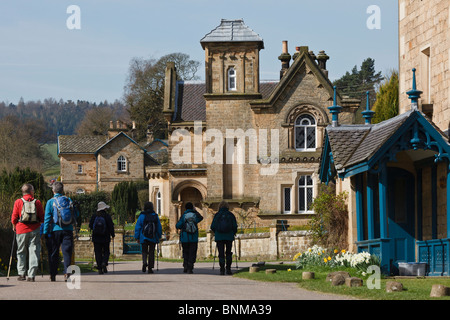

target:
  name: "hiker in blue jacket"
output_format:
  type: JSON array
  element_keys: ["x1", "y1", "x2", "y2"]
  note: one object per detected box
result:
[
  {"x1": 176, "y1": 202, "x2": 203, "y2": 274},
  {"x1": 42, "y1": 181, "x2": 79, "y2": 282},
  {"x1": 89, "y1": 201, "x2": 115, "y2": 274},
  {"x1": 134, "y1": 202, "x2": 162, "y2": 273},
  {"x1": 210, "y1": 200, "x2": 237, "y2": 275}
]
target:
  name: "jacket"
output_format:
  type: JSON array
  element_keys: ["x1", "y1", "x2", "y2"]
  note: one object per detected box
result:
[
  {"x1": 11, "y1": 194, "x2": 45, "y2": 235},
  {"x1": 210, "y1": 207, "x2": 238, "y2": 241},
  {"x1": 134, "y1": 210, "x2": 162, "y2": 244},
  {"x1": 175, "y1": 209, "x2": 204, "y2": 243},
  {"x1": 89, "y1": 210, "x2": 115, "y2": 243},
  {"x1": 43, "y1": 193, "x2": 79, "y2": 234}
]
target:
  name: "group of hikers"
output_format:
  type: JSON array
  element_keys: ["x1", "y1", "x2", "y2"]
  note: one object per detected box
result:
[{"x1": 10, "y1": 181, "x2": 238, "y2": 282}]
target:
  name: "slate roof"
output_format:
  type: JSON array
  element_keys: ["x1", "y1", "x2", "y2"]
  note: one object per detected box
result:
[
  {"x1": 200, "y1": 19, "x2": 264, "y2": 48},
  {"x1": 326, "y1": 110, "x2": 413, "y2": 171},
  {"x1": 58, "y1": 135, "x2": 107, "y2": 154},
  {"x1": 173, "y1": 80, "x2": 278, "y2": 122}
]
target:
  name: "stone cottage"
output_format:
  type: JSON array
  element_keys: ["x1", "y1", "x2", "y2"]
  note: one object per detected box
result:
[
  {"x1": 147, "y1": 19, "x2": 360, "y2": 233},
  {"x1": 58, "y1": 121, "x2": 158, "y2": 194}
]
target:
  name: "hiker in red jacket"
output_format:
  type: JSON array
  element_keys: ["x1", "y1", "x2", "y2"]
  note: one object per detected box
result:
[{"x1": 11, "y1": 183, "x2": 45, "y2": 282}]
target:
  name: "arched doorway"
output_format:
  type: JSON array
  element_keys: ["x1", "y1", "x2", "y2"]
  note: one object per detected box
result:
[{"x1": 180, "y1": 187, "x2": 203, "y2": 213}]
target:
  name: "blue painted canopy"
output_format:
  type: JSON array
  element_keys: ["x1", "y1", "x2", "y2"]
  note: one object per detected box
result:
[{"x1": 320, "y1": 109, "x2": 450, "y2": 183}]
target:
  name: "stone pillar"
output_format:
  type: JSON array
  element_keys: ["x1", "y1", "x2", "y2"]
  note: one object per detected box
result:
[{"x1": 113, "y1": 227, "x2": 124, "y2": 258}]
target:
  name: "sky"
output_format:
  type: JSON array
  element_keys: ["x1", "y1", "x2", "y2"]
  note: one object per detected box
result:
[{"x1": 0, "y1": 0, "x2": 398, "y2": 105}]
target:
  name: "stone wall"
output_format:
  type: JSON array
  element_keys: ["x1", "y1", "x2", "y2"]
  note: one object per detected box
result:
[{"x1": 74, "y1": 227, "x2": 311, "y2": 261}]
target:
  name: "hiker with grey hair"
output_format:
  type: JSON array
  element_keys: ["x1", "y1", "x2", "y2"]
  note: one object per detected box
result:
[
  {"x1": 210, "y1": 201, "x2": 237, "y2": 275},
  {"x1": 42, "y1": 181, "x2": 79, "y2": 282},
  {"x1": 11, "y1": 184, "x2": 44, "y2": 281}
]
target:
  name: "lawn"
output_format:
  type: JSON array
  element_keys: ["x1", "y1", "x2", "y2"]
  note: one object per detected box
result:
[{"x1": 234, "y1": 263, "x2": 450, "y2": 300}]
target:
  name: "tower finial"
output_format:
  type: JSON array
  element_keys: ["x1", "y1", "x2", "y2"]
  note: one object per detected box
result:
[
  {"x1": 362, "y1": 91, "x2": 375, "y2": 125},
  {"x1": 406, "y1": 68, "x2": 422, "y2": 110},
  {"x1": 328, "y1": 86, "x2": 343, "y2": 127}
]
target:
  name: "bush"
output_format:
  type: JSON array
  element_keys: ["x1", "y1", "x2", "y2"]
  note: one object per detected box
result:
[
  {"x1": 111, "y1": 181, "x2": 138, "y2": 226},
  {"x1": 71, "y1": 191, "x2": 111, "y2": 224},
  {"x1": 308, "y1": 184, "x2": 348, "y2": 249}
]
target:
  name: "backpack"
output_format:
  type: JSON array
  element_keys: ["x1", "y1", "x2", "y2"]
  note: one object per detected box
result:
[
  {"x1": 52, "y1": 196, "x2": 74, "y2": 227},
  {"x1": 216, "y1": 211, "x2": 233, "y2": 233},
  {"x1": 183, "y1": 211, "x2": 198, "y2": 235},
  {"x1": 19, "y1": 198, "x2": 38, "y2": 224},
  {"x1": 93, "y1": 215, "x2": 107, "y2": 236},
  {"x1": 143, "y1": 213, "x2": 158, "y2": 239}
]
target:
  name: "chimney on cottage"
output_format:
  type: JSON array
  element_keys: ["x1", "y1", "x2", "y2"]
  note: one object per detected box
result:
[
  {"x1": 316, "y1": 50, "x2": 330, "y2": 77},
  {"x1": 278, "y1": 41, "x2": 291, "y2": 79}
]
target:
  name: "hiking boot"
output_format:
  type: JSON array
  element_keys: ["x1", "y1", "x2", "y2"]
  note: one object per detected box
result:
[
  {"x1": 98, "y1": 269, "x2": 104, "y2": 275},
  {"x1": 103, "y1": 266, "x2": 108, "y2": 274},
  {"x1": 147, "y1": 268, "x2": 153, "y2": 274},
  {"x1": 26, "y1": 277, "x2": 35, "y2": 282},
  {"x1": 64, "y1": 274, "x2": 70, "y2": 282},
  {"x1": 17, "y1": 275, "x2": 26, "y2": 281},
  {"x1": 220, "y1": 268, "x2": 225, "y2": 275},
  {"x1": 183, "y1": 267, "x2": 188, "y2": 273},
  {"x1": 226, "y1": 268, "x2": 233, "y2": 275},
  {"x1": 50, "y1": 275, "x2": 56, "y2": 282},
  {"x1": 142, "y1": 264, "x2": 147, "y2": 273}
]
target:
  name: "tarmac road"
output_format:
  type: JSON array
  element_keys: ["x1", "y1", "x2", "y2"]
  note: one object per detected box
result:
[{"x1": 0, "y1": 261, "x2": 354, "y2": 301}]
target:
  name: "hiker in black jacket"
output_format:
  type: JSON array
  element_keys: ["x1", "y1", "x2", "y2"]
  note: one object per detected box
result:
[{"x1": 89, "y1": 201, "x2": 115, "y2": 274}]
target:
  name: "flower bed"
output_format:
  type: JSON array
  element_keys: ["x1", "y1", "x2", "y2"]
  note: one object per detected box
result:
[{"x1": 294, "y1": 245, "x2": 380, "y2": 275}]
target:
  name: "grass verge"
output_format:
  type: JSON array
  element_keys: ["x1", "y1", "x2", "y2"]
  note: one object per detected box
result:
[{"x1": 234, "y1": 263, "x2": 450, "y2": 300}]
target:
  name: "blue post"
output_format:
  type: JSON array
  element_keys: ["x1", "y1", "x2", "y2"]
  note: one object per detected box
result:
[
  {"x1": 328, "y1": 86, "x2": 342, "y2": 127},
  {"x1": 378, "y1": 162, "x2": 388, "y2": 238},
  {"x1": 406, "y1": 68, "x2": 423, "y2": 110},
  {"x1": 355, "y1": 174, "x2": 364, "y2": 242},
  {"x1": 447, "y1": 165, "x2": 450, "y2": 239},
  {"x1": 367, "y1": 173, "x2": 375, "y2": 240},
  {"x1": 362, "y1": 91, "x2": 375, "y2": 125}
]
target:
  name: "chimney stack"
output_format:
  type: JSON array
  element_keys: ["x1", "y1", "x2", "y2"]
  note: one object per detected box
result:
[
  {"x1": 278, "y1": 40, "x2": 291, "y2": 79},
  {"x1": 316, "y1": 50, "x2": 330, "y2": 77}
]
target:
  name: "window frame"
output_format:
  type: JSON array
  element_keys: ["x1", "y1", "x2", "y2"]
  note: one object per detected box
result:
[
  {"x1": 228, "y1": 67, "x2": 237, "y2": 91},
  {"x1": 294, "y1": 114, "x2": 317, "y2": 152},
  {"x1": 298, "y1": 174, "x2": 314, "y2": 214},
  {"x1": 117, "y1": 155, "x2": 127, "y2": 172}
]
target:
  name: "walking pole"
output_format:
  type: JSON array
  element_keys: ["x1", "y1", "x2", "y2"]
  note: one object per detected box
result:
[
  {"x1": 112, "y1": 237, "x2": 115, "y2": 273},
  {"x1": 212, "y1": 244, "x2": 217, "y2": 270},
  {"x1": 234, "y1": 239, "x2": 239, "y2": 269},
  {"x1": 7, "y1": 232, "x2": 16, "y2": 281},
  {"x1": 156, "y1": 242, "x2": 159, "y2": 271},
  {"x1": 40, "y1": 239, "x2": 44, "y2": 278}
]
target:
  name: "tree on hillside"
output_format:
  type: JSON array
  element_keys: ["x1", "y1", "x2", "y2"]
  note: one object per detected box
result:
[
  {"x1": 333, "y1": 58, "x2": 383, "y2": 117},
  {"x1": 372, "y1": 70, "x2": 399, "y2": 124},
  {"x1": 124, "y1": 52, "x2": 200, "y2": 142}
]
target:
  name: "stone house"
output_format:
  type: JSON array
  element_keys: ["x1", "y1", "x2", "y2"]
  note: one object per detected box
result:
[
  {"x1": 148, "y1": 19, "x2": 360, "y2": 233},
  {"x1": 58, "y1": 121, "x2": 158, "y2": 194}
]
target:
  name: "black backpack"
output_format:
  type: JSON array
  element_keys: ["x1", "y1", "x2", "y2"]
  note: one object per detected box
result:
[
  {"x1": 93, "y1": 215, "x2": 107, "y2": 236},
  {"x1": 216, "y1": 211, "x2": 233, "y2": 233},
  {"x1": 143, "y1": 213, "x2": 158, "y2": 238}
]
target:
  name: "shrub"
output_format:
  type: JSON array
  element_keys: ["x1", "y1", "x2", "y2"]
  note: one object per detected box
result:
[{"x1": 308, "y1": 184, "x2": 348, "y2": 249}]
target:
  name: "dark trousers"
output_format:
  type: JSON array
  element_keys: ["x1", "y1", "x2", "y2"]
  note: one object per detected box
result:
[
  {"x1": 141, "y1": 241, "x2": 156, "y2": 269},
  {"x1": 48, "y1": 230, "x2": 73, "y2": 277},
  {"x1": 181, "y1": 242, "x2": 198, "y2": 271},
  {"x1": 94, "y1": 242, "x2": 110, "y2": 269},
  {"x1": 216, "y1": 240, "x2": 233, "y2": 269}
]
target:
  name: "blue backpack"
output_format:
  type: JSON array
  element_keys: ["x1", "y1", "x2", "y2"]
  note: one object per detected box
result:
[{"x1": 52, "y1": 196, "x2": 74, "y2": 227}]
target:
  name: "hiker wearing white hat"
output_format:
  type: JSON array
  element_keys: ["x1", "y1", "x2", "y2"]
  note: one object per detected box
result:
[{"x1": 89, "y1": 201, "x2": 115, "y2": 274}]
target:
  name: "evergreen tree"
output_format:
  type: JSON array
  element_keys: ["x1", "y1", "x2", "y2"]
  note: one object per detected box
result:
[
  {"x1": 372, "y1": 71, "x2": 399, "y2": 124},
  {"x1": 111, "y1": 181, "x2": 138, "y2": 225}
]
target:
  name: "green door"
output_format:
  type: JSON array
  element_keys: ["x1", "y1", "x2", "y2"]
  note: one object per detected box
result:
[{"x1": 387, "y1": 168, "x2": 415, "y2": 274}]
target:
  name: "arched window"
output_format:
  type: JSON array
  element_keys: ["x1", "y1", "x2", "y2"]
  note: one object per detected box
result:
[
  {"x1": 295, "y1": 114, "x2": 316, "y2": 151},
  {"x1": 117, "y1": 155, "x2": 127, "y2": 172},
  {"x1": 228, "y1": 67, "x2": 236, "y2": 91}
]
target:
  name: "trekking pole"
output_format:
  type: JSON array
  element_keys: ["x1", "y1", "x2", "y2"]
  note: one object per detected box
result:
[
  {"x1": 234, "y1": 239, "x2": 239, "y2": 269},
  {"x1": 156, "y1": 242, "x2": 159, "y2": 271},
  {"x1": 7, "y1": 232, "x2": 16, "y2": 281},
  {"x1": 212, "y1": 244, "x2": 217, "y2": 270},
  {"x1": 112, "y1": 237, "x2": 115, "y2": 273},
  {"x1": 40, "y1": 239, "x2": 44, "y2": 278}
]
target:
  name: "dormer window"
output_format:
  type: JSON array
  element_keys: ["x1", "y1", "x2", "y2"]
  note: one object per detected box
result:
[{"x1": 228, "y1": 67, "x2": 236, "y2": 91}]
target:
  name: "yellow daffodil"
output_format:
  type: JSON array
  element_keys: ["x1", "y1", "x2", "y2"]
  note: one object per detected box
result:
[
  {"x1": 287, "y1": 269, "x2": 292, "y2": 272},
  {"x1": 341, "y1": 249, "x2": 346, "y2": 253},
  {"x1": 328, "y1": 256, "x2": 332, "y2": 261},
  {"x1": 324, "y1": 258, "x2": 328, "y2": 263},
  {"x1": 334, "y1": 249, "x2": 338, "y2": 254}
]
